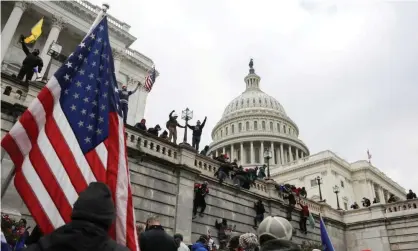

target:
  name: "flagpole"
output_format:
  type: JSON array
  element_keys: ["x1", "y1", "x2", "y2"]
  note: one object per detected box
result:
[{"x1": 1, "y1": 3, "x2": 110, "y2": 199}]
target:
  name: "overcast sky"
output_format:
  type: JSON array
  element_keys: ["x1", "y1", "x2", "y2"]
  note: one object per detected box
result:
[{"x1": 90, "y1": 0, "x2": 418, "y2": 193}]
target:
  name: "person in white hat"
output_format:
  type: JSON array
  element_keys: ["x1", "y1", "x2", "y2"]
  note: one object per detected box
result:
[{"x1": 257, "y1": 216, "x2": 301, "y2": 251}]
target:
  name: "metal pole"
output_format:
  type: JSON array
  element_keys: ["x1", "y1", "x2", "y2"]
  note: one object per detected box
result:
[
  {"x1": 183, "y1": 117, "x2": 188, "y2": 143},
  {"x1": 317, "y1": 178, "x2": 323, "y2": 201},
  {"x1": 335, "y1": 192, "x2": 340, "y2": 209}
]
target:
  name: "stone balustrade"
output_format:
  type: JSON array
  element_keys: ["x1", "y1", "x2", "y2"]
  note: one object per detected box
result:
[{"x1": 385, "y1": 198, "x2": 418, "y2": 213}]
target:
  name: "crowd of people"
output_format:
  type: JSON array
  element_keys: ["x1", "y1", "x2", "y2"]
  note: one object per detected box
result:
[
  {"x1": 132, "y1": 110, "x2": 207, "y2": 152},
  {"x1": 0, "y1": 182, "x2": 315, "y2": 251}
]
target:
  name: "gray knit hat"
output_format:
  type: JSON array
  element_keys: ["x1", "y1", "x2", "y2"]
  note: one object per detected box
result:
[
  {"x1": 257, "y1": 216, "x2": 293, "y2": 241},
  {"x1": 239, "y1": 233, "x2": 259, "y2": 250}
]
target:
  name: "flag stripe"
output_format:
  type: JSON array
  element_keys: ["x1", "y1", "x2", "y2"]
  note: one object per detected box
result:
[
  {"x1": 106, "y1": 112, "x2": 120, "y2": 240},
  {"x1": 9, "y1": 121, "x2": 32, "y2": 156},
  {"x1": 21, "y1": 157, "x2": 66, "y2": 228},
  {"x1": 115, "y1": 115, "x2": 128, "y2": 246},
  {"x1": 85, "y1": 150, "x2": 107, "y2": 182},
  {"x1": 1, "y1": 134, "x2": 24, "y2": 168},
  {"x1": 29, "y1": 144, "x2": 73, "y2": 223},
  {"x1": 14, "y1": 171, "x2": 54, "y2": 234},
  {"x1": 96, "y1": 143, "x2": 108, "y2": 170}
]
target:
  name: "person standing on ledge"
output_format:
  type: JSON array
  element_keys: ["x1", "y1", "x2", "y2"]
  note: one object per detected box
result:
[
  {"x1": 187, "y1": 117, "x2": 207, "y2": 151},
  {"x1": 17, "y1": 34, "x2": 43, "y2": 82},
  {"x1": 117, "y1": 82, "x2": 140, "y2": 124},
  {"x1": 166, "y1": 110, "x2": 185, "y2": 144}
]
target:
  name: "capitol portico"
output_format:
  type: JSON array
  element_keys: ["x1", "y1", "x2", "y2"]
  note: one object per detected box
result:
[{"x1": 209, "y1": 61, "x2": 309, "y2": 168}]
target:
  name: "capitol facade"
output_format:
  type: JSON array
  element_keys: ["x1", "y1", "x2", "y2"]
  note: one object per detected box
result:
[{"x1": 209, "y1": 61, "x2": 406, "y2": 210}]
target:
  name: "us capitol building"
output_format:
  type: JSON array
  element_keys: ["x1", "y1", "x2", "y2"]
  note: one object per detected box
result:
[{"x1": 209, "y1": 60, "x2": 406, "y2": 210}]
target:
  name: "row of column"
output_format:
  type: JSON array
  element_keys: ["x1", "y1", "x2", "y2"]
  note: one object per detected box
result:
[
  {"x1": 1, "y1": 2, "x2": 125, "y2": 79},
  {"x1": 215, "y1": 141, "x2": 305, "y2": 166},
  {"x1": 368, "y1": 180, "x2": 390, "y2": 203}
]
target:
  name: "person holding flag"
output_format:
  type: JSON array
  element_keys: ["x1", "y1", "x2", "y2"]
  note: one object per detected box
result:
[
  {"x1": 1, "y1": 4, "x2": 138, "y2": 251},
  {"x1": 17, "y1": 34, "x2": 43, "y2": 82}
]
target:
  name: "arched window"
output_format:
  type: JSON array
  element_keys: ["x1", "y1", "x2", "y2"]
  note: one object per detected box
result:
[
  {"x1": 221, "y1": 130, "x2": 223, "y2": 137},
  {"x1": 270, "y1": 122, "x2": 273, "y2": 131},
  {"x1": 226, "y1": 127, "x2": 228, "y2": 135},
  {"x1": 231, "y1": 125, "x2": 235, "y2": 134},
  {"x1": 246, "y1": 121, "x2": 249, "y2": 131},
  {"x1": 3, "y1": 86, "x2": 12, "y2": 96},
  {"x1": 283, "y1": 125, "x2": 286, "y2": 133},
  {"x1": 15, "y1": 90, "x2": 23, "y2": 100},
  {"x1": 277, "y1": 123, "x2": 280, "y2": 132},
  {"x1": 253, "y1": 98, "x2": 255, "y2": 104},
  {"x1": 247, "y1": 99, "x2": 250, "y2": 106},
  {"x1": 238, "y1": 123, "x2": 242, "y2": 132},
  {"x1": 288, "y1": 127, "x2": 291, "y2": 134},
  {"x1": 254, "y1": 121, "x2": 258, "y2": 130},
  {"x1": 262, "y1": 121, "x2": 266, "y2": 130}
]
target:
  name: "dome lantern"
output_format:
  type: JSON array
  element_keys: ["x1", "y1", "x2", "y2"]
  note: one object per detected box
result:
[{"x1": 245, "y1": 58, "x2": 261, "y2": 91}]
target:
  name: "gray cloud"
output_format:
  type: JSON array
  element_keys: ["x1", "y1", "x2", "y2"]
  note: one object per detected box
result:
[{"x1": 91, "y1": 0, "x2": 418, "y2": 193}]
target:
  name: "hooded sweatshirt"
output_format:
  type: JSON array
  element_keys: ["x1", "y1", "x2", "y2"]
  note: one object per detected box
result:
[
  {"x1": 191, "y1": 242, "x2": 208, "y2": 251},
  {"x1": 24, "y1": 182, "x2": 129, "y2": 251}
]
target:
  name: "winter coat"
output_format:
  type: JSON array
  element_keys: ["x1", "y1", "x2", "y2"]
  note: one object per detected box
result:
[
  {"x1": 191, "y1": 242, "x2": 208, "y2": 251},
  {"x1": 135, "y1": 122, "x2": 147, "y2": 131},
  {"x1": 194, "y1": 184, "x2": 209, "y2": 198},
  {"x1": 255, "y1": 202, "x2": 265, "y2": 215},
  {"x1": 187, "y1": 118, "x2": 207, "y2": 137},
  {"x1": 21, "y1": 43, "x2": 43, "y2": 71},
  {"x1": 140, "y1": 225, "x2": 177, "y2": 251},
  {"x1": 23, "y1": 182, "x2": 129, "y2": 251}
]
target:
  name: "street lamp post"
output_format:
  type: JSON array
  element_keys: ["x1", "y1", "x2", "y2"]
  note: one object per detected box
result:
[
  {"x1": 333, "y1": 185, "x2": 341, "y2": 210},
  {"x1": 180, "y1": 108, "x2": 193, "y2": 146},
  {"x1": 263, "y1": 148, "x2": 272, "y2": 179},
  {"x1": 316, "y1": 176, "x2": 324, "y2": 202}
]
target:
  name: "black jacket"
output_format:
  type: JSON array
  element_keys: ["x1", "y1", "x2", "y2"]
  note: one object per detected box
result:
[
  {"x1": 24, "y1": 182, "x2": 129, "y2": 251},
  {"x1": 21, "y1": 42, "x2": 43, "y2": 71},
  {"x1": 140, "y1": 225, "x2": 177, "y2": 251},
  {"x1": 187, "y1": 118, "x2": 207, "y2": 137},
  {"x1": 147, "y1": 127, "x2": 159, "y2": 136},
  {"x1": 255, "y1": 202, "x2": 265, "y2": 215}
]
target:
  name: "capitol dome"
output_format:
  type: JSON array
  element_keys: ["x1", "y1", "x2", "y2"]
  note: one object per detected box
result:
[{"x1": 209, "y1": 60, "x2": 309, "y2": 170}]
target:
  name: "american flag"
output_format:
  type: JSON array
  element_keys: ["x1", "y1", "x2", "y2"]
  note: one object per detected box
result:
[
  {"x1": 144, "y1": 67, "x2": 156, "y2": 92},
  {"x1": 1, "y1": 17, "x2": 138, "y2": 251}
]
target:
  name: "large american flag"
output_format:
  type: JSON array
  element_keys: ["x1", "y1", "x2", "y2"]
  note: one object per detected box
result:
[
  {"x1": 1, "y1": 17, "x2": 138, "y2": 251},
  {"x1": 144, "y1": 67, "x2": 156, "y2": 92}
]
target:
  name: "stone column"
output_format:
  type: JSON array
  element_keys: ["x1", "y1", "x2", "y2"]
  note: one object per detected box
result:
[
  {"x1": 112, "y1": 49, "x2": 125, "y2": 81},
  {"x1": 174, "y1": 168, "x2": 199, "y2": 244},
  {"x1": 276, "y1": 148, "x2": 281, "y2": 165},
  {"x1": 271, "y1": 142, "x2": 275, "y2": 164},
  {"x1": 250, "y1": 142, "x2": 254, "y2": 163},
  {"x1": 222, "y1": 147, "x2": 225, "y2": 154},
  {"x1": 215, "y1": 150, "x2": 219, "y2": 157},
  {"x1": 1, "y1": 2, "x2": 30, "y2": 63},
  {"x1": 240, "y1": 143, "x2": 244, "y2": 163},
  {"x1": 230, "y1": 144, "x2": 234, "y2": 161},
  {"x1": 288, "y1": 145, "x2": 293, "y2": 162},
  {"x1": 280, "y1": 143, "x2": 284, "y2": 164},
  {"x1": 301, "y1": 152, "x2": 304, "y2": 158},
  {"x1": 295, "y1": 149, "x2": 299, "y2": 160},
  {"x1": 260, "y1": 141, "x2": 264, "y2": 164},
  {"x1": 37, "y1": 15, "x2": 66, "y2": 80},
  {"x1": 378, "y1": 186, "x2": 385, "y2": 203}
]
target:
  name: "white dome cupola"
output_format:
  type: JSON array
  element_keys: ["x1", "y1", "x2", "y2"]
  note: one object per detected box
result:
[{"x1": 208, "y1": 59, "x2": 309, "y2": 170}]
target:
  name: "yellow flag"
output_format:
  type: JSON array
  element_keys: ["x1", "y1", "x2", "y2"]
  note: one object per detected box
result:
[{"x1": 24, "y1": 17, "x2": 44, "y2": 44}]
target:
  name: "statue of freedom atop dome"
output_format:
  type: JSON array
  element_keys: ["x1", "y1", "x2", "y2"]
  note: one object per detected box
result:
[{"x1": 249, "y1": 58, "x2": 253, "y2": 69}]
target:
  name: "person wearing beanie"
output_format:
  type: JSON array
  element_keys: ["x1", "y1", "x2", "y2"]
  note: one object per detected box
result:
[
  {"x1": 24, "y1": 182, "x2": 129, "y2": 251},
  {"x1": 174, "y1": 233, "x2": 190, "y2": 251},
  {"x1": 191, "y1": 235, "x2": 208, "y2": 251},
  {"x1": 239, "y1": 233, "x2": 259, "y2": 251}
]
